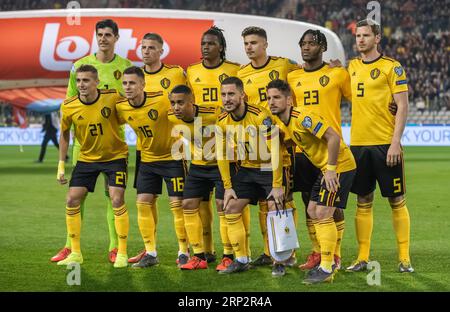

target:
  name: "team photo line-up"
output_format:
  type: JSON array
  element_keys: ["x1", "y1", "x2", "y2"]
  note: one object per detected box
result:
[{"x1": 51, "y1": 17, "x2": 413, "y2": 284}]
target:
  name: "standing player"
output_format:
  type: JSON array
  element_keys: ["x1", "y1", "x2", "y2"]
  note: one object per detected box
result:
[
  {"x1": 128, "y1": 33, "x2": 186, "y2": 264},
  {"x1": 216, "y1": 77, "x2": 284, "y2": 274},
  {"x1": 56, "y1": 65, "x2": 129, "y2": 268},
  {"x1": 116, "y1": 66, "x2": 189, "y2": 268},
  {"x1": 287, "y1": 29, "x2": 351, "y2": 270},
  {"x1": 237, "y1": 26, "x2": 299, "y2": 266},
  {"x1": 168, "y1": 85, "x2": 236, "y2": 271},
  {"x1": 267, "y1": 79, "x2": 356, "y2": 284},
  {"x1": 346, "y1": 20, "x2": 413, "y2": 273},
  {"x1": 51, "y1": 19, "x2": 133, "y2": 263},
  {"x1": 186, "y1": 26, "x2": 243, "y2": 264}
]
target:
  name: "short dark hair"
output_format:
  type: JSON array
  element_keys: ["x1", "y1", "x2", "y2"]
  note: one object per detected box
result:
[
  {"x1": 299, "y1": 29, "x2": 328, "y2": 52},
  {"x1": 142, "y1": 33, "x2": 164, "y2": 45},
  {"x1": 123, "y1": 66, "x2": 145, "y2": 80},
  {"x1": 221, "y1": 76, "x2": 244, "y2": 92},
  {"x1": 356, "y1": 19, "x2": 381, "y2": 36},
  {"x1": 266, "y1": 79, "x2": 291, "y2": 97},
  {"x1": 95, "y1": 19, "x2": 119, "y2": 36},
  {"x1": 76, "y1": 64, "x2": 98, "y2": 79},
  {"x1": 241, "y1": 26, "x2": 267, "y2": 40},
  {"x1": 170, "y1": 84, "x2": 192, "y2": 96},
  {"x1": 203, "y1": 26, "x2": 227, "y2": 60}
]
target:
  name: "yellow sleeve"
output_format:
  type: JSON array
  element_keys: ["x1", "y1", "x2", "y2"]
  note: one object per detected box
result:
[
  {"x1": 298, "y1": 112, "x2": 328, "y2": 139},
  {"x1": 60, "y1": 105, "x2": 72, "y2": 132},
  {"x1": 215, "y1": 123, "x2": 232, "y2": 189},
  {"x1": 260, "y1": 112, "x2": 283, "y2": 187},
  {"x1": 174, "y1": 67, "x2": 187, "y2": 86},
  {"x1": 287, "y1": 58, "x2": 299, "y2": 72},
  {"x1": 115, "y1": 106, "x2": 126, "y2": 125},
  {"x1": 271, "y1": 127, "x2": 283, "y2": 188},
  {"x1": 340, "y1": 69, "x2": 352, "y2": 101},
  {"x1": 388, "y1": 61, "x2": 408, "y2": 94}
]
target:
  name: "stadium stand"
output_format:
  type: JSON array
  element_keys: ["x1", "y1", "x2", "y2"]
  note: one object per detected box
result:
[{"x1": 1, "y1": 0, "x2": 448, "y2": 124}]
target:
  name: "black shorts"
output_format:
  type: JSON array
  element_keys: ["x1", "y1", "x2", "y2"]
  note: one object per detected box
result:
[
  {"x1": 310, "y1": 169, "x2": 356, "y2": 209},
  {"x1": 70, "y1": 158, "x2": 128, "y2": 192},
  {"x1": 136, "y1": 160, "x2": 187, "y2": 197},
  {"x1": 232, "y1": 166, "x2": 274, "y2": 205},
  {"x1": 293, "y1": 153, "x2": 321, "y2": 193},
  {"x1": 133, "y1": 150, "x2": 141, "y2": 189},
  {"x1": 350, "y1": 145, "x2": 406, "y2": 197},
  {"x1": 183, "y1": 164, "x2": 226, "y2": 200}
]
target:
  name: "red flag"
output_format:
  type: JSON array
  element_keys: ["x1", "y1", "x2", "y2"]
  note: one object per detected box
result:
[{"x1": 13, "y1": 106, "x2": 28, "y2": 128}]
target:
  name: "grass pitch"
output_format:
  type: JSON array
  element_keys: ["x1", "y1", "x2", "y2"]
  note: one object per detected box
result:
[{"x1": 0, "y1": 145, "x2": 449, "y2": 292}]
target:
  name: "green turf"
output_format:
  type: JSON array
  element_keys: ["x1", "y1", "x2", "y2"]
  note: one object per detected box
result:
[{"x1": 0, "y1": 145, "x2": 449, "y2": 292}]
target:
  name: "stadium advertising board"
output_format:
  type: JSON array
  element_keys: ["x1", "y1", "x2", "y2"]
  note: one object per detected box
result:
[
  {"x1": 2, "y1": 125, "x2": 450, "y2": 146},
  {"x1": 0, "y1": 9, "x2": 345, "y2": 89}
]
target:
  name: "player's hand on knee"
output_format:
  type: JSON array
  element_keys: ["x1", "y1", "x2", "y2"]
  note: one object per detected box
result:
[
  {"x1": 268, "y1": 187, "x2": 285, "y2": 209},
  {"x1": 223, "y1": 188, "x2": 237, "y2": 212},
  {"x1": 387, "y1": 142, "x2": 402, "y2": 167}
]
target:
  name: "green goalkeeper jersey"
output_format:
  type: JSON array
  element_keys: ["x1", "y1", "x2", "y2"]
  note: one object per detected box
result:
[{"x1": 65, "y1": 53, "x2": 133, "y2": 147}]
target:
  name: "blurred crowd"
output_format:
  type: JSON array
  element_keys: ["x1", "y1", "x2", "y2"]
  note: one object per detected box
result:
[{"x1": 1, "y1": 0, "x2": 449, "y2": 121}]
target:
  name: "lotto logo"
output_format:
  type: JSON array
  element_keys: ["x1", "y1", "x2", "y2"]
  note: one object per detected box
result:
[{"x1": 0, "y1": 16, "x2": 212, "y2": 80}]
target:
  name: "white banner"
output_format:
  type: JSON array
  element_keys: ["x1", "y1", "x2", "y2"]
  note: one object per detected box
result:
[{"x1": 1, "y1": 125, "x2": 450, "y2": 146}]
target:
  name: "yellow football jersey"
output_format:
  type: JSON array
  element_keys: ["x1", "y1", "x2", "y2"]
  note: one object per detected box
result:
[
  {"x1": 139, "y1": 64, "x2": 185, "y2": 151},
  {"x1": 116, "y1": 91, "x2": 179, "y2": 163},
  {"x1": 186, "y1": 60, "x2": 240, "y2": 106},
  {"x1": 237, "y1": 56, "x2": 299, "y2": 108},
  {"x1": 60, "y1": 89, "x2": 128, "y2": 162},
  {"x1": 277, "y1": 107, "x2": 355, "y2": 173},
  {"x1": 348, "y1": 55, "x2": 408, "y2": 145},
  {"x1": 216, "y1": 103, "x2": 283, "y2": 188},
  {"x1": 143, "y1": 63, "x2": 186, "y2": 104},
  {"x1": 168, "y1": 104, "x2": 220, "y2": 166},
  {"x1": 288, "y1": 63, "x2": 351, "y2": 137}
]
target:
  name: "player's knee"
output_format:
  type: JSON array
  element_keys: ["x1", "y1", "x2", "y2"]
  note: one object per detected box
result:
[
  {"x1": 182, "y1": 198, "x2": 199, "y2": 210},
  {"x1": 358, "y1": 192, "x2": 374, "y2": 204},
  {"x1": 110, "y1": 196, "x2": 125, "y2": 208},
  {"x1": 66, "y1": 196, "x2": 81, "y2": 207},
  {"x1": 225, "y1": 201, "x2": 242, "y2": 214},
  {"x1": 316, "y1": 207, "x2": 334, "y2": 220},
  {"x1": 388, "y1": 195, "x2": 405, "y2": 206},
  {"x1": 306, "y1": 205, "x2": 316, "y2": 219}
]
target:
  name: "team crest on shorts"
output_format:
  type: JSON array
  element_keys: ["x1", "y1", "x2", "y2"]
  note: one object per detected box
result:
[
  {"x1": 219, "y1": 73, "x2": 229, "y2": 83},
  {"x1": 269, "y1": 70, "x2": 280, "y2": 81},
  {"x1": 370, "y1": 68, "x2": 380, "y2": 79},
  {"x1": 319, "y1": 75, "x2": 330, "y2": 87},
  {"x1": 284, "y1": 226, "x2": 290, "y2": 234},
  {"x1": 394, "y1": 66, "x2": 404, "y2": 77},
  {"x1": 160, "y1": 78, "x2": 171, "y2": 89},
  {"x1": 148, "y1": 109, "x2": 158, "y2": 120},
  {"x1": 101, "y1": 107, "x2": 111, "y2": 118},
  {"x1": 302, "y1": 116, "x2": 312, "y2": 128},
  {"x1": 113, "y1": 70, "x2": 122, "y2": 80}
]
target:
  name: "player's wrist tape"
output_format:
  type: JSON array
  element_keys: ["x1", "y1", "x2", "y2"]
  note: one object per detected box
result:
[
  {"x1": 57, "y1": 160, "x2": 65, "y2": 178},
  {"x1": 326, "y1": 164, "x2": 337, "y2": 171}
]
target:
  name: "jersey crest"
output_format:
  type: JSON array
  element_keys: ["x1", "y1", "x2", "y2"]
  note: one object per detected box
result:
[
  {"x1": 160, "y1": 78, "x2": 171, "y2": 89},
  {"x1": 101, "y1": 107, "x2": 111, "y2": 118},
  {"x1": 370, "y1": 68, "x2": 380, "y2": 80},
  {"x1": 269, "y1": 70, "x2": 280, "y2": 81},
  {"x1": 113, "y1": 70, "x2": 122, "y2": 80},
  {"x1": 319, "y1": 75, "x2": 330, "y2": 87},
  {"x1": 148, "y1": 109, "x2": 159, "y2": 121}
]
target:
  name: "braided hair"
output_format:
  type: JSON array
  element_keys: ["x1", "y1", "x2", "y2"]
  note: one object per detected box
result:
[{"x1": 202, "y1": 26, "x2": 227, "y2": 60}]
